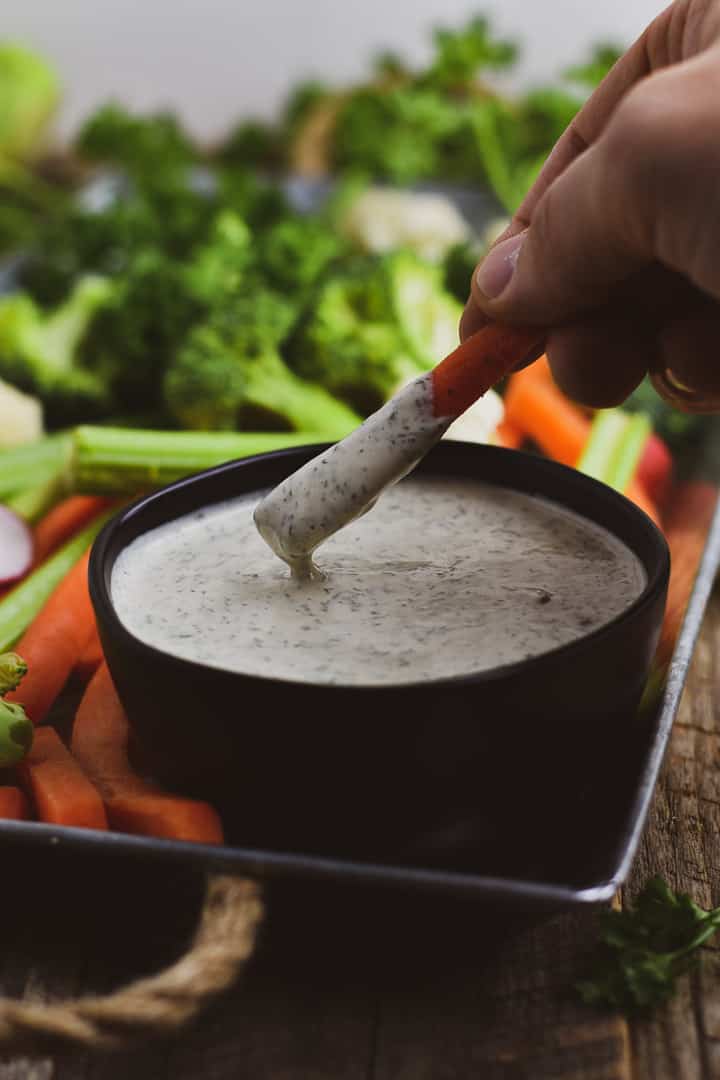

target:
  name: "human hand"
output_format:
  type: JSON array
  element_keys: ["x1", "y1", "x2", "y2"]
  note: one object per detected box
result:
[{"x1": 461, "y1": 0, "x2": 720, "y2": 412}]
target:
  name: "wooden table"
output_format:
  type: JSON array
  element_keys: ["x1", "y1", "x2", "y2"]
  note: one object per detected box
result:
[{"x1": 2, "y1": 591, "x2": 720, "y2": 1080}]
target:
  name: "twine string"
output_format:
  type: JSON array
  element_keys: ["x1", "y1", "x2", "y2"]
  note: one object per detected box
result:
[{"x1": 0, "y1": 874, "x2": 263, "y2": 1052}]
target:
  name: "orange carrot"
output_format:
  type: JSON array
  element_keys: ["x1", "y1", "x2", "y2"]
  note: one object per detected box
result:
[
  {"x1": 503, "y1": 369, "x2": 591, "y2": 467},
  {"x1": 625, "y1": 480, "x2": 661, "y2": 528},
  {"x1": 493, "y1": 419, "x2": 525, "y2": 450},
  {"x1": 656, "y1": 482, "x2": 719, "y2": 668},
  {"x1": 33, "y1": 496, "x2": 112, "y2": 566},
  {"x1": 0, "y1": 785, "x2": 30, "y2": 820},
  {"x1": 5, "y1": 550, "x2": 95, "y2": 724},
  {"x1": 74, "y1": 622, "x2": 104, "y2": 684},
  {"x1": 18, "y1": 727, "x2": 108, "y2": 829},
  {"x1": 431, "y1": 323, "x2": 542, "y2": 419},
  {"x1": 72, "y1": 664, "x2": 224, "y2": 844}
]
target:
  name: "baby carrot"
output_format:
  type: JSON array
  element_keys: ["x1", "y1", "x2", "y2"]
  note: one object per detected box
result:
[
  {"x1": 5, "y1": 551, "x2": 96, "y2": 724},
  {"x1": 504, "y1": 369, "x2": 591, "y2": 467},
  {"x1": 72, "y1": 665, "x2": 224, "y2": 844},
  {"x1": 74, "y1": 623, "x2": 104, "y2": 684},
  {"x1": 33, "y1": 496, "x2": 112, "y2": 566},
  {"x1": 431, "y1": 323, "x2": 542, "y2": 419},
  {"x1": 18, "y1": 727, "x2": 108, "y2": 830},
  {"x1": 0, "y1": 785, "x2": 30, "y2": 820},
  {"x1": 493, "y1": 419, "x2": 525, "y2": 449}
]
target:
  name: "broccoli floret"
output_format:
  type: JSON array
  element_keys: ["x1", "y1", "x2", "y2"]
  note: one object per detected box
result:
[
  {"x1": 0, "y1": 276, "x2": 114, "y2": 426},
  {"x1": 0, "y1": 652, "x2": 27, "y2": 695},
  {"x1": 74, "y1": 102, "x2": 197, "y2": 180},
  {"x1": 287, "y1": 277, "x2": 421, "y2": 414},
  {"x1": 183, "y1": 210, "x2": 254, "y2": 305},
  {"x1": 215, "y1": 120, "x2": 285, "y2": 171},
  {"x1": 163, "y1": 303, "x2": 361, "y2": 436},
  {"x1": 288, "y1": 251, "x2": 461, "y2": 411},
  {"x1": 332, "y1": 87, "x2": 460, "y2": 184},
  {"x1": 79, "y1": 250, "x2": 205, "y2": 411},
  {"x1": 255, "y1": 216, "x2": 346, "y2": 295},
  {"x1": 421, "y1": 15, "x2": 517, "y2": 91}
]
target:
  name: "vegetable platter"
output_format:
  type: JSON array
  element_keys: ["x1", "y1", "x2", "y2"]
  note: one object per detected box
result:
[{"x1": 0, "y1": 21, "x2": 717, "y2": 910}]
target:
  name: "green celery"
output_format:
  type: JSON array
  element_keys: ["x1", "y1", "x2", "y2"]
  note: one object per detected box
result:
[
  {"x1": 5, "y1": 471, "x2": 71, "y2": 523},
  {"x1": 0, "y1": 510, "x2": 113, "y2": 652},
  {"x1": 0, "y1": 432, "x2": 73, "y2": 499},
  {"x1": 577, "y1": 410, "x2": 628, "y2": 484},
  {"x1": 606, "y1": 413, "x2": 651, "y2": 493},
  {"x1": 577, "y1": 409, "x2": 651, "y2": 494},
  {"x1": 72, "y1": 426, "x2": 330, "y2": 495}
]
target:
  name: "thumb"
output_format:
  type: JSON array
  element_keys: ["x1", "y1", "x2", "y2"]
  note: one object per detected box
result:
[{"x1": 470, "y1": 131, "x2": 648, "y2": 326}]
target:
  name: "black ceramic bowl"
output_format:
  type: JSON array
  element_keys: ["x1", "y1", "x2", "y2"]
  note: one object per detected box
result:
[{"x1": 90, "y1": 442, "x2": 670, "y2": 857}]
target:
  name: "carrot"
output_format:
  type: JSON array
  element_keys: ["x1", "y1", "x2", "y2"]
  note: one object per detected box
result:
[
  {"x1": 431, "y1": 323, "x2": 542, "y2": 419},
  {"x1": 18, "y1": 727, "x2": 108, "y2": 830},
  {"x1": 625, "y1": 480, "x2": 661, "y2": 527},
  {"x1": 72, "y1": 664, "x2": 224, "y2": 844},
  {"x1": 503, "y1": 368, "x2": 591, "y2": 467},
  {"x1": 493, "y1": 420, "x2": 525, "y2": 449},
  {"x1": 656, "y1": 482, "x2": 719, "y2": 668},
  {"x1": 32, "y1": 496, "x2": 111, "y2": 566},
  {"x1": 4, "y1": 550, "x2": 96, "y2": 724},
  {"x1": 74, "y1": 622, "x2": 104, "y2": 684},
  {"x1": 0, "y1": 785, "x2": 30, "y2": 820}
]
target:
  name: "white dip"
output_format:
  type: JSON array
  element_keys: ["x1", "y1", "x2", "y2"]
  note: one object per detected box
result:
[{"x1": 111, "y1": 476, "x2": 646, "y2": 687}]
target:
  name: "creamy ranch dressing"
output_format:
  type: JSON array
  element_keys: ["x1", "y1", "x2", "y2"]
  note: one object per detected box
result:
[{"x1": 111, "y1": 476, "x2": 646, "y2": 687}]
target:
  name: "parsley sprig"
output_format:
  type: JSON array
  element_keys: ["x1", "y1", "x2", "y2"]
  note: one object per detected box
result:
[{"x1": 577, "y1": 876, "x2": 720, "y2": 1015}]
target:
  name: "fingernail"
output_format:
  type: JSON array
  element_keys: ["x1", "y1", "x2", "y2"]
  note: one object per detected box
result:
[{"x1": 476, "y1": 231, "x2": 526, "y2": 299}]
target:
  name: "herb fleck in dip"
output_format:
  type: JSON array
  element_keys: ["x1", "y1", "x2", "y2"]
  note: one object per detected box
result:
[{"x1": 111, "y1": 475, "x2": 646, "y2": 687}]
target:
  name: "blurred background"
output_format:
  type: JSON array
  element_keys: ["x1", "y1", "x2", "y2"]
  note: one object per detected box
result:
[{"x1": 5, "y1": 0, "x2": 662, "y2": 141}]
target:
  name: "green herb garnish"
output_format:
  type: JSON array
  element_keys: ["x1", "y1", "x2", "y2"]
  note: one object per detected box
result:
[{"x1": 577, "y1": 877, "x2": 720, "y2": 1015}]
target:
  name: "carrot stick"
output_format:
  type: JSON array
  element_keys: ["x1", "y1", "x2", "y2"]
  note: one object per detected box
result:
[
  {"x1": 18, "y1": 727, "x2": 108, "y2": 829},
  {"x1": 33, "y1": 496, "x2": 112, "y2": 566},
  {"x1": 0, "y1": 785, "x2": 30, "y2": 820},
  {"x1": 656, "y1": 482, "x2": 719, "y2": 668},
  {"x1": 503, "y1": 369, "x2": 591, "y2": 467},
  {"x1": 74, "y1": 623, "x2": 104, "y2": 684},
  {"x1": 431, "y1": 323, "x2": 542, "y2": 419},
  {"x1": 493, "y1": 419, "x2": 525, "y2": 449},
  {"x1": 4, "y1": 551, "x2": 96, "y2": 724},
  {"x1": 625, "y1": 480, "x2": 661, "y2": 527},
  {"x1": 72, "y1": 664, "x2": 224, "y2": 844}
]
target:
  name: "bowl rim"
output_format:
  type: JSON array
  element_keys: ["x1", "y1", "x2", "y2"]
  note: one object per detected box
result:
[{"x1": 89, "y1": 441, "x2": 671, "y2": 693}]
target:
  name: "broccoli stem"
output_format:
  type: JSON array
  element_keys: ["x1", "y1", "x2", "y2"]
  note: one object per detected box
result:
[
  {"x1": 0, "y1": 651, "x2": 27, "y2": 694},
  {"x1": 0, "y1": 511, "x2": 113, "y2": 652},
  {"x1": 72, "y1": 425, "x2": 329, "y2": 494},
  {"x1": 0, "y1": 698, "x2": 33, "y2": 767},
  {"x1": 0, "y1": 432, "x2": 73, "y2": 499}
]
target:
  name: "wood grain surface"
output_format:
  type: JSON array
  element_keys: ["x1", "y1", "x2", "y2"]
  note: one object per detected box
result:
[{"x1": 1, "y1": 589, "x2": 720, "y2": 1079}]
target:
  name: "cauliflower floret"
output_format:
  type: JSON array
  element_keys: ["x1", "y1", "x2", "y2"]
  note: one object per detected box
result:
[
  {"x1": 0, "y1": 378, "x2": 44, "y2": 447},
  {"x1": 342, "y1": 187, "x2": 470, "y2": 262}
]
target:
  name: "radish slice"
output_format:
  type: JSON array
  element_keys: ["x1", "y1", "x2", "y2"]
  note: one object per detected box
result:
[{"x1": 0, "y1": 506, "x2": 33, "y2": 586}]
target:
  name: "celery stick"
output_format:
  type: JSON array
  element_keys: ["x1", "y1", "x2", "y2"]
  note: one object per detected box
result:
[
  {"x1": 578, "y1": 409, "x2": 652, "y2": 494},
  {"x1": 0, "y1": 510, "x2": 113, "y2": 652},
  {"x1": 73, "y1": 426, "x2": 329, "y2": 495},
  {"x1": 606, "y1": 413, "x2": 652, "y2": 493},
  {"x1": 5, "y1": 471, "x2": 70, "y2": 523},
  {"x1": 577, "y1": 410, "x2": 628, "y2": 483},
  {"x1": 0, "y1": 433, "x2": 74, "y2": 499}
]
